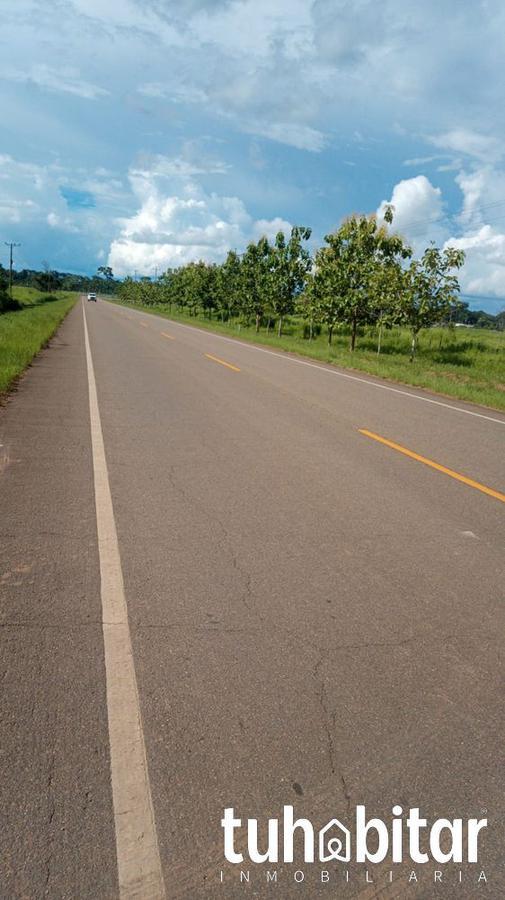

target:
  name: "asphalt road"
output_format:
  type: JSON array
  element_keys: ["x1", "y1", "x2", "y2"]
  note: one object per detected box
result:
[{"x1": 1, "y1": 297, "x2": 504, "y2": 899}]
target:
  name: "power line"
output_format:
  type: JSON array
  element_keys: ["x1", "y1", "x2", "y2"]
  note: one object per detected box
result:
[
  {"x1": 382, "y1": 195, "x2": 505, "y2": 240},
  {"x1": 388, "y1": 196, "x2": 505, "y2": 234}
]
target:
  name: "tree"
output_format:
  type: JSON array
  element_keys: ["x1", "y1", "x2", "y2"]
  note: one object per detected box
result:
[
  {"x1": 369, "y1": 257, "x2": 409, "y2": 355},
  {"x1": 241, "y1": 237, "x2": 273, "y2": 331},
  {"x1": 186, "y1": 261, "x2": 218, "y2": 317},
  {"x1": 97, "y1": 266, "x2": 115, "y2": 293},
  {"x1": 36, "y1": 261, "x2": 61, "y2": 293},
  {"x1": 0, "y1": 263, "x2": 10, "y2": 312},
  {"x1": 201, "y1": 263, "x2": 220, "y2": 318},
  {"x1": 318, "y1": 209, "x2": 411, "y2": 351},
  {"x1": 401, "y1": 245, "x2": 466, "y2": 359},
  {"x1": 169, "y1": 261, "x2": 215, "y2": 316},
  {"x1": 297, "y1": 275, "x2": 318, "y2": 340},
  {"x1": 217, "y1": 250, "x2": 242, "y2": 321},
  {"x1": 159, "y1": 269, "x2": 177, "y2": 312},
  {"x1": 118, "y1": 276, "x2": 139, "y2": 305},
  {"x1": 0, "y1": 263, "x2": 22, "y2": 312},
  {"x1": 270, "y1": 226, "x2": 312, "y2": 336},
  {"x1": 138, "y1": 276, "x2": 161, "y2": 306},
  {"x1": 306, "y1": 250, "x2": 346, "y2": 345}
]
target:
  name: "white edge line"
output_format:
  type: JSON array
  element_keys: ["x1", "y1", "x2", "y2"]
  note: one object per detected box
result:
[
  {"x1": 112, "y1": 302, "x2": 505, "y2": 428},
  {"x1": 83, "y1": 303, "x2": 166, "y2": 900}
]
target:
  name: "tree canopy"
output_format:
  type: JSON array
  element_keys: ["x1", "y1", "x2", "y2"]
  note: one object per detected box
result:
[{"x1": 114, "y1": 215, "x2": 475, "y2": 358}]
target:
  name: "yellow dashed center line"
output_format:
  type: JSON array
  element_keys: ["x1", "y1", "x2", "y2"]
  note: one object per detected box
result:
[
  {"x1": 161, "y1": 331, "x2": 175, "y2": 341},
  {"x1": 139, "y1": 321, "x2": 148, "y2": 328},
  {"x1": 204, "y1": 353, "x2": 240, "y2": 372},
  {"x1": 359, "y1": 428, "x2": 505, "y2": 504}
]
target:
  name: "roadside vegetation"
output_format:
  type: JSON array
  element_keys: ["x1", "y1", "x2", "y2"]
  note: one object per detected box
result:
[
  {"x1": 9, "y1": 262, "x2": 116, "y2": 295},
  {"x1": 115, "y1": 211, "x2": 505, "y2": 411},
  {"x1": 0, "y1": 282, "x2": 76, "y2": 396}
]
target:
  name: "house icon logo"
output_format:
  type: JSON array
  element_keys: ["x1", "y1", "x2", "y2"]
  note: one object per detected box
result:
[{"x1": 319, "y1": 818, "x2": 351, "y2": 862}]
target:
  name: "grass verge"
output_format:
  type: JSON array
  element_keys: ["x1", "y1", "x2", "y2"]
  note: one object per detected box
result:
[
  {"x1": 109, "y1": 298, "x2": 505, "y2": 412},
  {"x1": 0, "y1": 288, "x2": 77, "y2": 396}
]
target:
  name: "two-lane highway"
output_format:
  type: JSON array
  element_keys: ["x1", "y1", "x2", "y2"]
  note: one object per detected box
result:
[{"x1": 1, "y1": 297, "x2": 504, "y2": 898}]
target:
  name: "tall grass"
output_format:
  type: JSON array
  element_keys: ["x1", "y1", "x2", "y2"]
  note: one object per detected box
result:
[
  {"x1": 0, "y1": 289, "x2": 77, "y2": 395},
  {"x1": 111, "y1": 299, "x2": 505, "y2": 412}
]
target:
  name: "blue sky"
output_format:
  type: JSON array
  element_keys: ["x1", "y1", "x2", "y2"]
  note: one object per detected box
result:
[{"x1": 1, "y1": 0, "x2": 505, "y2": 311}]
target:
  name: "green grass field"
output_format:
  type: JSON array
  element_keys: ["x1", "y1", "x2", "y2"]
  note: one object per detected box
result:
[
  {"x1": 111, "y1": 299, "x2": 505, "y2": 412},
  {"x1": 0, "y1": 288, "x2": 77, "y2": 396}
]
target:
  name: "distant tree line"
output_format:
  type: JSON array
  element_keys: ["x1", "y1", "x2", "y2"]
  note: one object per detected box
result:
[
  {"x1": 118, "y1": 211, "x2": 503, "y2": 358},
  {"x1": 451, "y1": 301, "x2": 505, "y2": 330},
  {"x1": 10, "y1": 264, "x2": 117, "y2": 295}
]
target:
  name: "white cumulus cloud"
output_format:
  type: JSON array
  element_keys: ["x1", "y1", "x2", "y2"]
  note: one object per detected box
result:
[
  {"x1": 444, "y1": 226, "x2": 505, "y2": 299},
  {"x1": 444, "y1": 167, "x2": 505, "y2": 304},
  {"x1": 377, "y1": 174, "x2": 446, "y2": 248},
  {"x1": 378, "y1": 170, "x2": 505, "y2": 309},
  {"x1": 108, "y1": 159, "x2": 291, "y2": 276}
]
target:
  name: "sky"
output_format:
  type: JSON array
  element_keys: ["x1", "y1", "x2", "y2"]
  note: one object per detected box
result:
[{"x1": 1, "y1": 0, "x2": 505, "y2": 312}]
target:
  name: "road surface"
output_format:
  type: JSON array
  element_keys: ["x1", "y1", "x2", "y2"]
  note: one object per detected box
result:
[{"x1": 1, "y1": 297, "x2": 504, "y2": 899}]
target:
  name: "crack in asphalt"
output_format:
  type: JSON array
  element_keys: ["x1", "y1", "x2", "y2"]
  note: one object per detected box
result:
[
  {"x1": 44, "y1": 749, "x2": 56, "y2": 896},
  {"x1": 166, "y1": 463, "x2": 263, "y2": 622},
  {"x1": 313, "y1": 650, "x2": 352, "y2": 815}
]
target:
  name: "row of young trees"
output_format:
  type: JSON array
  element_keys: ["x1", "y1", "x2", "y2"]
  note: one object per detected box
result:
[{"x1": 118, "y1": 210, "x2": 466, "y2": 358}]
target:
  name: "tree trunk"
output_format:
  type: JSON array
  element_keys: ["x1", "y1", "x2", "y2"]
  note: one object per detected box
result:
[
  {"x1": 278, "y1": 316, "x2": 283, "y2": 338},
  {"x1": 255, "y1": 312, "x2": 260, "y2": 333},
  {"x1": 309, "y1": 318, "x2": 313, "y2": 341},
  {"x1": 350, "y1": 316, "x2": 357, "y2": 351},
  {"x1": 410, "y1": 331, "x2": 418, "y2": 361},
  {"x1": 328, "y1": 325, "x2": 333, "y2": 346},
  {"x1": 377, "y1": 321, "x2": 383, "y2": 356}
]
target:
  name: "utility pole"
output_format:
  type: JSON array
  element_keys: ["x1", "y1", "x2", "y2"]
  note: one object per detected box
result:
[{"x1": 4, "y1": 242, "x2": 21, "y2": 300}]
